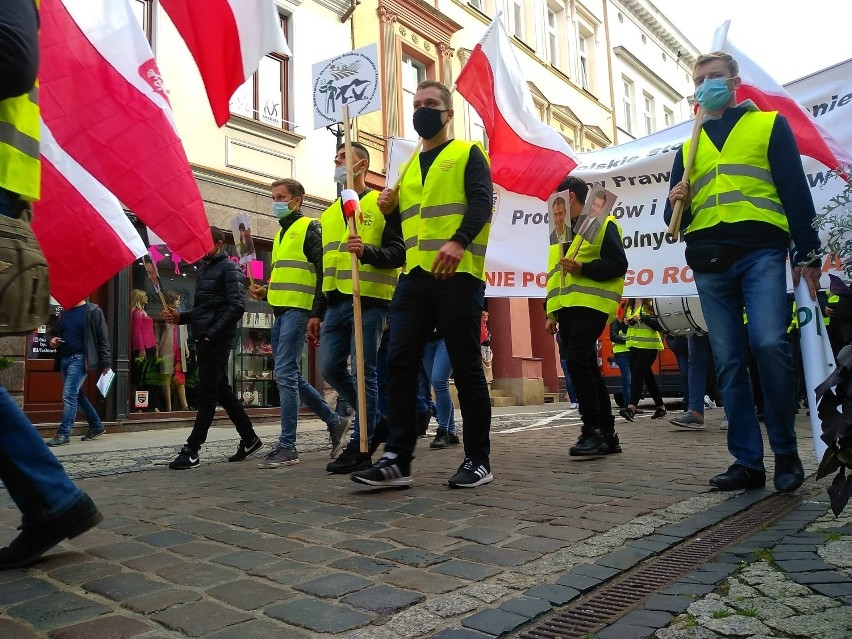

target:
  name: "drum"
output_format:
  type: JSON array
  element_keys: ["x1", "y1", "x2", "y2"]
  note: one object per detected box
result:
[{"x1": 653, "y1": 296, "x2": 708, "y2": 336}]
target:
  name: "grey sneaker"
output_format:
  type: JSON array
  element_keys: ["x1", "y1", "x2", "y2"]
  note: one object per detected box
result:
[
  {"x1": 81, "y1": 426, "x2": 106, "y2": 441},
  {"x1": 257, "y1": 447, "x2": 299, "y2": 468},
  {"x1": 670, "y1": 411, "x2": 705, "y2": 430},
  {"x1": 720, "y1": 418, "x2": 729, "y2": 430},
  {"x1": 46, "y1": 435, "x2": 70, "y2": 447},
  {"x1": 329, "y1": 417, "x2": 351, "y2": 458}
]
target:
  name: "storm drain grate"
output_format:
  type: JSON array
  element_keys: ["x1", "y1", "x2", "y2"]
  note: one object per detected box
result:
[{"x1": 517, "y1": 491, "x2": 803, "y2": 639}]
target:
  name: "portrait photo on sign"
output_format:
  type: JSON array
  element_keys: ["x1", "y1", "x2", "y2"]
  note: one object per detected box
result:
[
  {"x1": 546, "y1": 189, "x2": 573, "y2": 248},
  {"x1": 230, "y1": 213, "x2": 256, "y2": 265},
  {"x1": 575, "y1": 185, "x2": 616, "y2": 243}
]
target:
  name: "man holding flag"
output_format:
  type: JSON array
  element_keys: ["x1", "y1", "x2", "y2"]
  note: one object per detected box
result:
[{"x1": 665, "y1": 51, "x2": 821, "y2": 493}]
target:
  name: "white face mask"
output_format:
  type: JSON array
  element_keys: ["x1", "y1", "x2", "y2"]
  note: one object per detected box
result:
[{"x1": 333, "y1": 161, "x2": 365, "y2": 185}]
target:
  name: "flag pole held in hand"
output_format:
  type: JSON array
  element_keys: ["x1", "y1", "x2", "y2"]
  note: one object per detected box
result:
[{"x1": 668, "y1": 107, "x2": 704, "y2": 237}]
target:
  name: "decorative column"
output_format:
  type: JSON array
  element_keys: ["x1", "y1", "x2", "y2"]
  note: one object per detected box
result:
[{"x1": 379, "y1": 7, "x2": 399, "y2": 139}]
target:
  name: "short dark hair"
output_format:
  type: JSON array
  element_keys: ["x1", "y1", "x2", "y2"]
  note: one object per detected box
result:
[
  {"x1": 336, "y1": 141, "x2": 371, "y2": 165},
  {"x1": 271, "y1": 178, "x2": 305, "y2": 199},
  {"x1": 210, "y1": 226, "x2": 225, "y2": 245},
  {"x1": 416, "y1": 80, "x2": 452, "y2": 110},
  {"x1": 238, "y1": 222, "x2": 246, "y2": 231},
  {"x1": 556, "y1": 176, "x2": 589, "y2": 205},
  {"x1": 552, "y1": 196, "x2": 566, "y2": 208}
]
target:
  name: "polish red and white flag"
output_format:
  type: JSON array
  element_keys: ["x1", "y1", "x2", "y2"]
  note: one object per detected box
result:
[
  {"x1": 456, "y1": 17, "x2": 578, "y2": 200},
  {"x1": 160, "y1": 0, "x2": 291, "y2": 127},
  {"x1": 714, "y1": 22, "x2": 852, "y2": 171},
  {"x1": 35, "y1": 0, "x2": 211, "y2": 306}
]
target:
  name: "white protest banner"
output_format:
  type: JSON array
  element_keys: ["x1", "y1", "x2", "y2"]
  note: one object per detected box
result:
[
  {"x1": 390, "y1": 58, "x2": 852, "y2": 297},
  {"x1": 311, "y1": 44, "x2": 381, "y2": 130}
]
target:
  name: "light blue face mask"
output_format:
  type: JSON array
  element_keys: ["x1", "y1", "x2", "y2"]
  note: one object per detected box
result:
[
  {"x1": 272, "y1": 200, "x2": 293, "y2": 219},
  {"x1": 695, "y1": 77, "x2": 732, "y2": 112}
]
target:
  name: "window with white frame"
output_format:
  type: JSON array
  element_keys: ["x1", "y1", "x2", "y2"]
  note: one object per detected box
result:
[
  {"x1": 578, "y1": 33, "x2": 591, "y2": 90},
  {"x1": 131, "y1": 0, "x2": 152, "y2": 42},
  {"x1": 622, "y1": 77, "x2": 634, "y2": 133},
  {"x1": 509, "y1": 0, "x2": 525, "y2": 40},
  {"x1": 469, "y1": 0, "x2": 485, "y2": 11},
  {"x1": 663, "y1": 106, "x2": 674, "y2": 127},
  {"x1": 402, "y1": 54, "x2": 428, "y2": 140},
  {"x1": 643, "y1": 92, "x2": 655, "y2": 135},
  {"x1": 546, "y1": 5, "x2": 561, "y2": 68},
  {"x1": 229, "y1": 15, "x2": 290, "y2": 130}
]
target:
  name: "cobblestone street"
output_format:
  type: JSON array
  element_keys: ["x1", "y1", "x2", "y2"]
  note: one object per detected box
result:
[{"x1": 1, "y1": 406, "x2": 849, "y2": 638}]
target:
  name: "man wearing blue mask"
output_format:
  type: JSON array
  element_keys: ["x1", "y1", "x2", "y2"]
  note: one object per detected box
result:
[
  {"x1": 323, "y1": 142, "x2": 404, "y2": 474},
  {"x1": 351, "y1": 80, "x2": 494, "y2": 489},
  {"x1": 249, "y1": 178, "x2": 347, "y2": 468},
  {"x1": 665, "y1": 52, "x2": 820, "y2": 493}
]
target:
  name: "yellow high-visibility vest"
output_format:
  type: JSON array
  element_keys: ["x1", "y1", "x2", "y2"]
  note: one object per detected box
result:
[
  {"x1": 320, "y1": 191, "x2": 399, "y2": 301},
  {"x1": 267, "y1": 216, "x2": 315, "y2": 310},
  {"x1": 625, "y1": 305, "x2": 663, "y2": 350},
  {"x1": 0, "y1": 85, "x2": 40, "y2": 202}
]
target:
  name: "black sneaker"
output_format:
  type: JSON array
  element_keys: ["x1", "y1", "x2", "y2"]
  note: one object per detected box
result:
[
  {"x1": 329, "y1": 417, "x2": 351, "y2": 459},
  {"x1": 228, "y1": 436, "x2": 263, "y2": 462},
  {"x1": 81, "y1": 426, "x2": 106, "y2": 441},
  {"x1": 430, "y1": 431, "x2": 449, "y2": 449},
  {"x1": 448, "y1": 458, "x2": 493, "y2": 488},
  {"x1": 619, "y1": 407, "x2": 635, "y2": 422},
  {"x1": 169, "y1": 446, "x2": 200, "y2": 470},
  {"x1": 351, "y1": 455, "x2": 412, "y2": 487},
  {"x1": 0, "y1": 493, "x2": 102, "y2": 569},
  {"x1": 417, "y1": 411, "x2": 431, "y2": 438},
  {"x1": 569, "y1": 432, "x2": 609, "y2": 456},
  {"x1": 603, "y1": 433, "x2": 622, "y2": 454},
  {"x1": 651, "y1": 407, "x2": 667, "y2": 419},
  {"x1": 369, "y1": 417, "x2": 389, "y2": 456},
  {"x1": 327, "y1": 440, "x2": 372, "y2": 474}
]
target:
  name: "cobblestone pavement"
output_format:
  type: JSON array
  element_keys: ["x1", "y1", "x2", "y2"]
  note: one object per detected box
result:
[{"x1": 0, "y1": 405, "x2": 847, "y2": 638}]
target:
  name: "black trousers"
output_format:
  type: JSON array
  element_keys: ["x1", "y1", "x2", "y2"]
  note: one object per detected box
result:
[
  {"x1": 187, "y1": 338, "x2": 256, "y2": 451},
  {"x1": 628, "y1": 348, "x2": 663, "y2": 407},
  {"x1": 556, "y1": 306, "x2": 614, "y2": 436},
  {"x1": 385, "y1": 270, "x2": 491, "y2": 464}
]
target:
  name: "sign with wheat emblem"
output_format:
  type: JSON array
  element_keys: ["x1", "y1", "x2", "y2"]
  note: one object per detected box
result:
[{"x1": 311, "y1": 44, "x2": 381, "y2": 129}]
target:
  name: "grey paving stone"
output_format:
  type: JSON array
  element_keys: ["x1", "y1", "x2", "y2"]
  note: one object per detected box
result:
[
  {"x1": 0, "y1": 617, "x2": 43, "y2": 639},
  {"x1": 597, "y1": 622, "x2": 656, "y2": 639},
  {"x1": 7, "y1": 592, "x2": 111, "y2": 631},
  {"x1": 206, "y1": 579, "x2": 292, "y2": 610},
  {"x1": 0, "y1": 577, "x2": 58, "y2": 605},
  {"x1": 211, "y1": 550, "x2": 279, "y2": 570},
  {"x1": 343, "y1": 585, "x2": 425, "y2": 614},
  {"x1": 659, "y1": 581, "x2": 717, "y2": 597},
  {"x1": 774, "y1": 558, "x2": 836, "y2": 572},
  {"x1": 449, "y1": 544, "x2": 539, "y2": 567},
  {"x1": 524, "y1": 584, "x2": 579, "y2": 605},
  {"x1": 570, "y1": 562, "x2": 621, "y2": 582},
  {"x1": 155, "y1": 561, "x2": 240, "y2": 587},
  {"x1": 788, "y1": 570, "x2": 851, "y2": 585},
  {"x1": 772, "y1": 551, "x2": 823, "y2": 561},
  {"x1": 330, "y1": 555, "x2": 395, "y2": 576},
  {"x1": 432, "y1": 560, "x2": 502, "y2": 581},
  {"x1": 620, "y1": 609, "x2": 673, "y2": 627},
  {"x1": 335, "y1": 538, "x2": 397, "y2": 556},
  {"x1": 427, "y1": 631, "x2": 492, "y2": 639},
  {"x1": 499, "y1": 595, "x2": 551, "y2": 618},
  {"x1": 450, "y1": 527, "x2": 511, "y2": 544},
  {"x1": 379, "y1": 548, "x2": 449, "y2": 567},
  {"x1": 643, "y1": 594, "x2": 693, "y2": 614},
  {"x1": 597, "y1": 547, "x2": 654, "y2": 570},
  {"x1": 462, "y1": 609, "x2": 528, "y2": 635},
  {"x1": 205, "y1": 618, "x2": 312, "y2": 639},
  {"x1": 809, "y1": 582, "x2": 852, "y2": 597},
  {"x1": 87, "y1": 541, "x2": 153, "y2": 561},
  {"x1": 294, "y1": 572, "x2": 372, "y2": 597},
  {"x1": 123, "y1": 588, "x2": 202, "y2": 614},
  {"x1": 556, "y1": 572, "x2": 601, "y2": 592},
  {"x1": 152, "y1": 600, "x2": 252, "y2": 636},
  {"x1": 628, "y1": 537, "x2": 675, "y2": 554},
  {"x1": 135, "y1": 530, "x2": 199, "y2": 547},
  {"x1": 265, "y1": 598, "x2": 372, "y2": 633},
  {"x1": 82, "y1": 572, "x2": 166, "y2": 601}
]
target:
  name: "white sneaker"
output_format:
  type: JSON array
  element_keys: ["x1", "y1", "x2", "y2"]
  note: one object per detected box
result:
[
  {"x1": 720, "y1": 419, "x2": 728, "y2": 430},
  {"x1": 569, "y1": 402, "x2": 579, "y2": 409},
  {"x1": 704, "y1": 395, "x2": 716, "y2": 409}
]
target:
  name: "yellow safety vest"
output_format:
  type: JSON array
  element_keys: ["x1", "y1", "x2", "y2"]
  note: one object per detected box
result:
[
  {"x1": 625, "y1": 305, "x2": 663, "y2": 350},
  {"x1": 398, "y1": 140, "x2": 491, "y2": 280},
  {"x1": 545, "y1": 216, "x2": 624, "y2": 320},
  {"x1": 826, "y1": 294, "x2": 839, "y2": 326},
  {"x1": 320, "y1": 191, "x2": 399, "y2": 301},
  {"x1": 684, "y1": 111, "x2": 789, "y2": 235},
  {"x1": 267, "y1": 216, "x2": 315, "y2": 310},
  {"x1": 788, "y1": 301, "x2": 798, "y2": 333},
  {"x1": 0, "y1": 85, "x2": 40, "y2": 202},
  {"x1": 612, "y1": 321, "x2": 630, "y2": 354}
]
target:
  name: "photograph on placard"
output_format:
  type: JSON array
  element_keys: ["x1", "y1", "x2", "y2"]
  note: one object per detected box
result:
[
  {"x1": 546, "y1": 190, "x2": 573, "y2": 249},
  {"x1": 575, "y1": 185, "x2": 616, "y2": 243},
  {"x1": 230, "y1": 212, "x2": 256, "y2": 265}
]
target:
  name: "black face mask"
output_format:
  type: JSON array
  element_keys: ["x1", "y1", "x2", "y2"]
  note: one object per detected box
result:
[{"x1": 413, "y1": 107, "x2": 448, "y2": 140}]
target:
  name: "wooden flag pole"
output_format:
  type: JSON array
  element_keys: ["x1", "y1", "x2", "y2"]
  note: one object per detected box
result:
[
  {"x1": 144, "y1": 255, "x2": 168, "y2": 308},
  {"x1": 342, "y1": 105, "x2": 370, "y2": 454},
  {"x1": 667, "y1": 107, "x2": 705, "y2": 237}
]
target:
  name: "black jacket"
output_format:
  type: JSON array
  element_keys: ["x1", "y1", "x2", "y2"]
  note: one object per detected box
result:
[
  {"x1": 53, "y1": 303, "x2": 111, "y2": 373},
  {"x1": 179, "y1": 253, "x2": 245, "y2": 342},
  {"x1": 0, "y1": 0, "x2": 39, "y2": 101}
]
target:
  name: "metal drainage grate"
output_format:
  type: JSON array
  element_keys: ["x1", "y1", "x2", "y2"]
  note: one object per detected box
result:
[{"x1": 517, "y1": 491, "x2": 803, "y2": 639}]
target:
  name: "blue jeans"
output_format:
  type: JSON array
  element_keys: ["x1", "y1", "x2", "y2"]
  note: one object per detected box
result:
[
  {"x1": 613, "y1": 352, "x2": 632, "y2": 407},
  {"x1": 0, "y1": 385, "x2": 83, "y2": 525},
  {"x1": 318, "y1": 301, "x2": 387, "y2": 444},
  {"x1": 271, "y1": 309, "x2": 338, "y2": 450},
  {"x1": 423, "y1": 338, "x2": 456, "y2": 435},
  {"x1": 687, "y1": 334, "x2": 712, "y2": 414},
  {"x1": 694, "y1": 247, "x2": 797, "y2": 470},
  {"x1": 58, "y1": 354, "x2": 102, "y2": 437},
  {"x1": 676, "y1": 352, "x2": 690, "y2": 405}
]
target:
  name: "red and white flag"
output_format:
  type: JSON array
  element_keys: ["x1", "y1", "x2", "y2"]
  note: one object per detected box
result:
[
  {"x1": 36, "y1": 0, "x2": 211, "y2": 306},
  {"x1": 714, "y1": 22, "x2": 852, "y2": 171},
  {"x1": 160, "y1": 0, "x2": 291, "y2": 127},
  {"x1": 456, "y1": 18, "x2": 578, "y2": 200}
]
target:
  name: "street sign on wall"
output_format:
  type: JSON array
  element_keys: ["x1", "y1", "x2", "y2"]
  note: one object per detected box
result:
[{"x1": 311, "y1": 44, "x2": 381, "y2": 129}]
